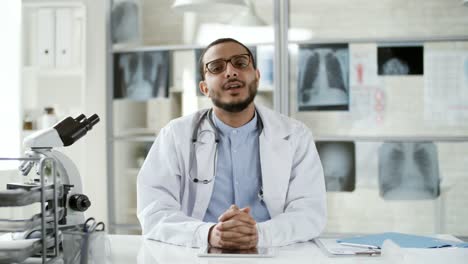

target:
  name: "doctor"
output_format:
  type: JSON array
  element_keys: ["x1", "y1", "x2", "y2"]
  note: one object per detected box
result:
[{"x1": 137, "y1": 38, "x2": 327, "y2": 249}]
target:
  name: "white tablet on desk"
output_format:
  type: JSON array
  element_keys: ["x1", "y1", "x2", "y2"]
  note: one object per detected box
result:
[{"x1": 197, "y1": 246, "x2": 276, "y2": 258}]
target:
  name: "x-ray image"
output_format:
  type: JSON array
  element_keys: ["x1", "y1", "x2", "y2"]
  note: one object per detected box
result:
[
  {"x1": 378, "y1": 46, "x2": 423, "y2": 75},
  {"x1": 194, "y1": 49, "x2": 204, "y2": 96},
  {"x1": 114, "y1": 51, "x2": 169, "y2": 100},
  {"x1": 297, "y1": 44, "x2": 349, "y2": 111},
  {"x1": 316, "y1": 141, "x2": 355, "y2": 192},
  {"x1": 111, "y1": 0, "x2": 140, "y2": 44},
  {"x1": 194, "y1": 47, "x2": 257, "y2": 96},
  {"x1": 378, "y1": 142, "x2": 440, "y2": 200}
]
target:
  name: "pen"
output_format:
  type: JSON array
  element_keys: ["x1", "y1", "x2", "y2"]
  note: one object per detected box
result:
[{"x1": 355, "y1": 251, "x2": 381, "y2": 256}]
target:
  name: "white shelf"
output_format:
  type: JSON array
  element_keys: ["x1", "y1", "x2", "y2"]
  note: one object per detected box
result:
[
  {"x1": 112, "y1": 42, "x2": 276, "y2": 53},
  {"x1": 22, "y1": 66, "x2": 83, "y2": 77},
  {"x1": 126, "y1": 168, "x2": 140, "y2": 175},
  {"x1": 113, "y1": 136, "x2": 156, "y2": 142},
  {"x1": 113, "y1": 43, "x2": 203, "y2": 53},
  {"x1": 115, "y1": 128, "x2": 158, "y2": 137},
  {"x1": 258, "y1": 87, "x2": 274, "y2": 93}
]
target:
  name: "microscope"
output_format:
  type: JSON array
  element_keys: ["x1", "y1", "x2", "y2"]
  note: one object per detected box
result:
[
  {"x1": 0, "y1": 113, "x2": 100, "y2": 263},
  {"x1": 10, "y1": 113, "x2": 100, "y2": 225}
]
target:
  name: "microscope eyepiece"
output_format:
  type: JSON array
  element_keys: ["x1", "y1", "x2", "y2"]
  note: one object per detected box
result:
[
  {"x1": 54, "y1": 113, "x2": 100, "y2": 146},
  {"x1": 86, "y1": 114, "x2": 100, "y2": 130},
  {"x1": 75, "y1": 114, "x2": 86, "y2": 122}
]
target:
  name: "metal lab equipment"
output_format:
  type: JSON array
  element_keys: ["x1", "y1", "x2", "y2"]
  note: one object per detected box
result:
[{"x1": 0, "y1": 113, "x2": 99, "y2": 263}]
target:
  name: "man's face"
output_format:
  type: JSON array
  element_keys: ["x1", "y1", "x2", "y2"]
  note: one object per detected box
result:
[{"x1": 199, "y1": 42, "x2": 260, "y2": 113}]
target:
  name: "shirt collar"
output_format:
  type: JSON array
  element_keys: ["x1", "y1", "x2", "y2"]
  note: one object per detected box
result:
[{"x1": 212, "y1": 110, "x2": 258, "y2": 136}]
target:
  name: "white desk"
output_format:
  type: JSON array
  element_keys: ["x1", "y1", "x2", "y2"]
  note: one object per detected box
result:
[{"x1": 107, "y1": 235, "x2": 468, "y2": 264}]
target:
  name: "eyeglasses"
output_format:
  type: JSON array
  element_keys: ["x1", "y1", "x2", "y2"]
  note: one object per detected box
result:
[{"x1": 205, "y1": 54, "x2": 251, "y2": 75}]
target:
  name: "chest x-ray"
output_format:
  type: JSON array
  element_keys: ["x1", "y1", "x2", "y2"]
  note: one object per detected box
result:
[
  {"x1": 378, "y1": 142, "x2": 440, "y2": 200},
  {"x1": 297, "y1": 44, "x2": 349, "y2": 111},
  {"x1": 111, "y1": 0, "x2": 140, "y2": 44},
  {"x1": 114, "y1": 51, "x2": 169, "y2": 100},
  {"x1": 316, "y1": 141, "x2": 355, "y2": 192}
]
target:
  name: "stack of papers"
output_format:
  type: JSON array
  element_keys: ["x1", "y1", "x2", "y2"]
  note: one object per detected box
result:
[{"x1": 314, "y1": 238, "x2": 381, "y2": 257}]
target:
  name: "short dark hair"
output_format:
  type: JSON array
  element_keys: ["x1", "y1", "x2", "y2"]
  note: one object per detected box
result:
[{"x1": 198, "y1": 38, "x2": 257, "y2": 81}]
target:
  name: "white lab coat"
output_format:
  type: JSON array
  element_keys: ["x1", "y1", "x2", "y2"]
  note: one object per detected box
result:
[{"x1": 137, "y1": 105, "x2": 327, "y2": 248}]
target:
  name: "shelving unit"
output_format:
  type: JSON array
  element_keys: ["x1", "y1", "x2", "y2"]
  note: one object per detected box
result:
[{"x1": 21, "y1": 1, "x2": 87, "y2": 183}]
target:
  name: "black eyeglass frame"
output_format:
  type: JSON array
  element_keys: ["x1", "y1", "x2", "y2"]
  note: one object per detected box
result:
[{"x1": 204, "y1": 53, "x2": 251, "y2": 75}]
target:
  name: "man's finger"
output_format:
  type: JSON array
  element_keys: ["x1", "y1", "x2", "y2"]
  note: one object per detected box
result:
[
  {"x1": 217, "y1": 221, "x2": 256, "y2": 234},
  {"x1": 229, "y1": 212, "x2": 256, "y2": 225},
  {"x1": 218, "y1": 230, "x2": 244, "y2": 240},
  {"x1": 218, "y1": 235, "x2": 258, "y2": 249},
  {"x1": 240, "y1": 207, "x2": 251, "y2": 214},
  {"x1": 220, "y1": 233, "x2": 257, "y2": 244},
  {"x1": 218, "y1": 205, "x2": 241, "y2": 222}
]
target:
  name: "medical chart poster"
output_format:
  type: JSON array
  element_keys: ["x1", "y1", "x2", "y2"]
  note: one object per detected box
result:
[
  {"x1": 349, "y1": 85, "x2": 386, "y2": 126},
  {"x1": 349, "y1": 44, "x2": 379, "y2": 87},
  {"x1": 424, "y1": 51, "x2": 468, "y2": 126},
  {"x1": 347, "y1": 44, "x2": 385, "y2": 126}
]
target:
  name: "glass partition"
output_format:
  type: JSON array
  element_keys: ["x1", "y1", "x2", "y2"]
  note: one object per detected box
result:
[{"x1": 289, "y1": 0, "x2": 468, "y2": 238}]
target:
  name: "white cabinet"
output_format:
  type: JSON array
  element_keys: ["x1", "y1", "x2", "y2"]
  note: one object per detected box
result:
[
  {"x1": 55, "y1": 8, "x2": 74, "y2": 67},
  {"x1": 25, "y1": 4, "x2": 84, "y2": 69},
  {"x1": 22, "y1": 2, "x2": 87, "y2": 118},
  {"x1": 36, "y1": 8, "x2": 55, "y2": 66}
]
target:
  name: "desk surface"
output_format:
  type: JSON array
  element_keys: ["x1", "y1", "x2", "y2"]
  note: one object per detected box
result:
[{"x1": 107, "y1": 235, "x2": 468, "y2": 264}]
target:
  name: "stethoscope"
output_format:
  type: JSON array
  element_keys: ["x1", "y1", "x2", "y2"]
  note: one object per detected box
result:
[{"x1": 188, "y1": 108, "x2": 265, "y2": 202}]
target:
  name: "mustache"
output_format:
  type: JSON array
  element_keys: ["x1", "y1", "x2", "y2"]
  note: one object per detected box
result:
[{"x1": 223, "y1": 78, "x2": 246, "y2": 89}]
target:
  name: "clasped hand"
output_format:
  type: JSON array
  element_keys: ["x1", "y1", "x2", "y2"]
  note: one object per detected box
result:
[{"x1": 208, "y1": 205, "x2": 258, "y2": 249}]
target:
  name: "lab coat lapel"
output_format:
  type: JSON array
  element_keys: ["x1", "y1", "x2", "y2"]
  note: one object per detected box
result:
[
  {"x1": 191, "y1": 114, "x2": 216, "y2": 220},
  {"x1": 258, "y1": 107, "x2": 292, "y2": 218}
]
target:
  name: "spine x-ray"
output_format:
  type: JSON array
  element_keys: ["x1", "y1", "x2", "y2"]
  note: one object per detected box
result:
[
  {"x1": 316, "y1": 141, "x2": 356, "y2": 192},
  {"x1": 378, "y1": 142, "x2": 440, "y2": 200},
  {"x1": 297, "y1": 44, "x2": 349, "y2": 111},
  {"x1": 114, "y1": 51, "x2": 170, "y2": 100}
]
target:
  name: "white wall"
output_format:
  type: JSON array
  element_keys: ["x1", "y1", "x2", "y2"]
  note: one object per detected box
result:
[
  {"x1": 0, "y1": 1, "x2": 21, "y2": 168},
  {"x1": 82, "y1": 0, "x2": 108, "y2": 225}
]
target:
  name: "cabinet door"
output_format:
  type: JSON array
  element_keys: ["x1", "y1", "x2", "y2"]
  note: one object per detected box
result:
[
  {"x1": 36, "y1": 8, "x2": 55, "y2": 67},
  {"x1": 55, "y1": 8, "x2": 73, "y2": 67}
]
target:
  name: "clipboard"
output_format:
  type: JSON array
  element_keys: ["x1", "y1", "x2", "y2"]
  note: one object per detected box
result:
[{"x1": 314, "y1": 238, "x2": 381, "y2": 257}]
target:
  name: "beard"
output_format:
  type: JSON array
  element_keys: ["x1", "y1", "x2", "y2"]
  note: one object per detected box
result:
[{"x1": 209, "y1": 78, "x2": 258, "y2": 113}]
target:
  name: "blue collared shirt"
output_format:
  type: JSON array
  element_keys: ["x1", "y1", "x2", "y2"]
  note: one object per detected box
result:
[{"x1": 203, "y1": 111, "x2": 271, "y2": 223}]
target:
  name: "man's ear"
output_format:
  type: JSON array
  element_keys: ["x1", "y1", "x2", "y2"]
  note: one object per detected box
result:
[
  {"x1": 199, "y1": 81, "x2": 209, "y2": 96},
  {"x1": 256, "y1": 69, "x2": 261, "y2": 80}
]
